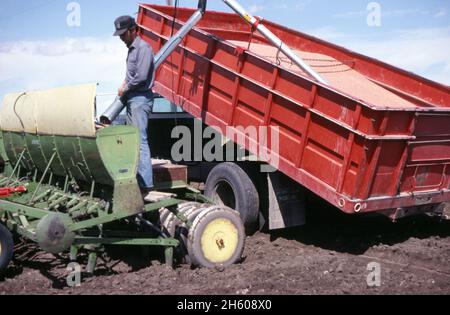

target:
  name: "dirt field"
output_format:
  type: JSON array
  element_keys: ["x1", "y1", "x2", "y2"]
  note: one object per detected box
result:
[{"x1": 1, "y1": 198, "x2": 449, "y2": 295}]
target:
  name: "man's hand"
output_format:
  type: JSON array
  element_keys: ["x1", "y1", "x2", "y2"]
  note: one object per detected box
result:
[
  {"x1": 95, "y1": 121, "x2": 108, "y2": 130},
  {"x1": 118, "y1": 82, "x2": 127, "y2": 97}
]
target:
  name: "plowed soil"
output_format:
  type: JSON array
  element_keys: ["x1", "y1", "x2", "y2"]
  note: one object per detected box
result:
[{"x1": 1, "y1": 198, "x2": 449, "y2": 295}]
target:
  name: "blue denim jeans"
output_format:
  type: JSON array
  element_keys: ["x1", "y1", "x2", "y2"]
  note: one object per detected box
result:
[{"x1": 116, "y1": 91, "x2": 154, "y2": 189}]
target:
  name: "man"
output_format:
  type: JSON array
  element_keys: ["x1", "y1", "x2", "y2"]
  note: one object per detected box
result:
[{"x1": 113, "y1": 15, "x2": 155, "y2": 201}]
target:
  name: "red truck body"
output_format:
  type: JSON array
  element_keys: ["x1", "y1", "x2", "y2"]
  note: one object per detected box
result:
[{"x1": 137, "y1": 4, "x2": 450, "y2": 216}]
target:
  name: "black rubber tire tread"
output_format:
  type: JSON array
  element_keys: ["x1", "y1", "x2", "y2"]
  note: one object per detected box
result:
[
  {"x1": 166, "y1": 203, "x2": 201, "y2": 236},
  {"x1": 204, "y1": 163, "x2": 259, "y2": 235},
  {"x1": 159, "y1": 208, "x2": 172, "y2": 233},
  {"x1": 174, "y1": 205, "x2": 208, "y2": 265},
  {"x1": 163, "y1": 203, "x2": 199, "y2": 235},
  {"x1": 0, "y1": 223, "x2": 13, "y2": 274},
  {"x1": 187, "y1": 206, "x2": 245, "y2": 268}
]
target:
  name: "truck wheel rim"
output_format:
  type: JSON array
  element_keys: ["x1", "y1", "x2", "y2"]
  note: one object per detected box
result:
[{"x1": 200, "y1": 218, "x2": 238, "y2": 264}]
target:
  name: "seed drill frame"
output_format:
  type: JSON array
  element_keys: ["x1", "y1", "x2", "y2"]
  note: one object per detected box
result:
[{"x1": 0, "y1": 84, "x2": 244, "y2": 273}]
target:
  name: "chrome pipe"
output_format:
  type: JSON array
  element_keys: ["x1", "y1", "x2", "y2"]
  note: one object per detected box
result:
[
  {"x1": 222, "y1": 0, "x2": 328, "y2": 85},
  {"x1": 154, "y1": 10, "x2": 203, "y2": 69}
]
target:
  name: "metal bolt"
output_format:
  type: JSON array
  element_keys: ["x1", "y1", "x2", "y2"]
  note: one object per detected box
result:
[{"x1": 216, "y1": 238, "x2": 225, "y2": 250}]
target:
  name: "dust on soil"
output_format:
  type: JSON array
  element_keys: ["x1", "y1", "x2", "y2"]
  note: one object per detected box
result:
[{"x1": 1, "y1": 199, "x2": 449, "y2": 295}]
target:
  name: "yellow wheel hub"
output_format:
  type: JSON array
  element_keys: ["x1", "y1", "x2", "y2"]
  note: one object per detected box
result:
[{"x1": 200, "y1": 218, "x2": 238, "y2": 264}]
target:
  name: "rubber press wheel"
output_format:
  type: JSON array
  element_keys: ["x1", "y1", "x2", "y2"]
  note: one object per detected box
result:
[
  {"x1": 165, "y1": 203, "x2": 202, "y2": 237},
  {"x1": 0, "y1": 224, "x2": 13, "y2": 275},
  {"x1": 174, "y1": 205, "x2": 207, "y2": 265},
  {"x1": 187, "y1": 206, "x2": 245, "y2": 269}
]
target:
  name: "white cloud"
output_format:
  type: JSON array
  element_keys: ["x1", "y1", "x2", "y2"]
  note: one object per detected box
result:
[
  {"x1": 306, "y1": 26, "x2": 450, "y2": 85},
  {"x1": 295, "y1": 3, "x2": 307, "y2": 11},
  {"x1": 276, "y1": 2, "x2": 307, "y2": 11},
  {"x1": 333, "y1": 8, "x2": 429, "y2": 19},
  {"x1": 434, "y1": 8, "x2": 448, "y2": 18},
  {"x1": 332, "y1": 10, "x2": 367, "y2": 19},
  {"x1": 276, "y1": 4, "x2": 288, "y2": 10},
  {"x1": 249, "y1": 4, "x2": 264, "y2": 14},
  {"x1": 382, "y1": 9, "x2": 429, "y2": 17},
  {"x1": 0, "y1": 37, "x2": 127, "y2": 114},
  {"x1": 0, "y1": 38, "x2": 125, "y2": 89}
]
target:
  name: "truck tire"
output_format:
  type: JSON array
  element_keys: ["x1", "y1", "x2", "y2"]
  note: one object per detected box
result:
[
  {"x1": 204, "y1": 163, "x2": 259, "y2": 234},
  {"x1": 0, "y1": 223, "x2": 13, "y2": 274}
]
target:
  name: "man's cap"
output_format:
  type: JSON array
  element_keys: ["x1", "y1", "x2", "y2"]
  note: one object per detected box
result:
[{"x1": 113, "y1": 15, "x2": 136, "y2": 36}]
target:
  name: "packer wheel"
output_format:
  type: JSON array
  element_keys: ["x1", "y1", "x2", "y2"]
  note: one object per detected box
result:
[
  {"x1": 165, "y1": 203, "x2": 202, "y2": 237},
  {"x1": 205, "y1": 163, "x2": 259, "y2": 234},
  {"x1": 187, "y1": 206, "x2": 245, "y2": 268},
  {"x1": 174, "y1": 205, "x2": 207, "y2": 265}
]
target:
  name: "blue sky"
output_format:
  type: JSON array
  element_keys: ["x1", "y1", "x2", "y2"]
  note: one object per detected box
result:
[{"x1": 0, "y1": 0, "x2": 449, "y2": 115}]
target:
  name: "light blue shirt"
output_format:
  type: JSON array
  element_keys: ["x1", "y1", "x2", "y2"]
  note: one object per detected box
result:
[{"x1": 124, "y1": 36, "x2": 155, "y2": 95}]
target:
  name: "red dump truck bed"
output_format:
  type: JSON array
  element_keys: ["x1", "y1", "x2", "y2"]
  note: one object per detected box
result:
[{"x1": 137, "y1": 4, "x2": 450, "y2": 216}]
